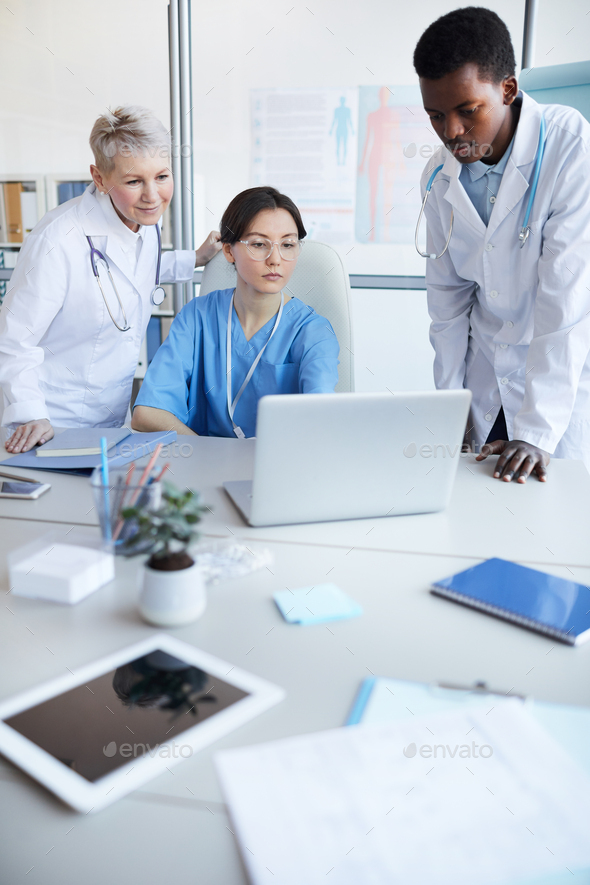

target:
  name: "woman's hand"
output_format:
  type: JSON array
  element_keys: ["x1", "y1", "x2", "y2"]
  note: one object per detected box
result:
[
  {"x1": 5, "y1": 419, "x2": 54, "y2": 453},
  {"x1": 195, "y1": 231, "x2": 222, "y2": 267},
  {"x1": 476, "y1": 439, "x2": 550, "y2": 483}
]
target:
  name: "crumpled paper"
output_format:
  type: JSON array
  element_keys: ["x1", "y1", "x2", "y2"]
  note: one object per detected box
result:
[{"x1": 191, "y1": 540, "x2": 273, "y2": 585}]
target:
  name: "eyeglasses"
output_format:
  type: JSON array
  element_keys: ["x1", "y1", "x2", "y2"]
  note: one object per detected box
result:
[{"x1": 238, "y1": 237, "x2": 302, "y2": 261}]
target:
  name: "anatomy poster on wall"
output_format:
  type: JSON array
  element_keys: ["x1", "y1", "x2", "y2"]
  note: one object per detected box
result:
[
  {"x1": 250, "y1": 87, "x2": 358, "y2": 243},
  {"x1": 356, "y1": 85, "x2": 432, "y2": 245}
]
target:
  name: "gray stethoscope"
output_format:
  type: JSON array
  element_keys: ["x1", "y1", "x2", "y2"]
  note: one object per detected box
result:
[
  {"x1": 415, "y1": 115, "x2": 546, "y2": 259},
  {"x1": 86, "y1": 224, "x2": 166, "y2": 332}
]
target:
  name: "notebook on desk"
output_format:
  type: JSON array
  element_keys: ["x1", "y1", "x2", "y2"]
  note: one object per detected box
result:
[
  {"x1": 0, "y1": 430, "x2": 177, "y2": 476},
  {"x1": 35, "y1": 427, "x2": 129, "y2": 457},
  {"x1": 430, "y1": 558, "x2": 590, "y2": 646}
]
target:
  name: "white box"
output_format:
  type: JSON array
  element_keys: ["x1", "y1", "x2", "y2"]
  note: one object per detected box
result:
[{"x1": 8, "y1": 533, "x2": 115, "y2": 604}]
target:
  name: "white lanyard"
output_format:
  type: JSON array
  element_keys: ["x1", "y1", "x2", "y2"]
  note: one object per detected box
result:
[{"x1": 226, "y1": 289, "x2": 285, "y2": 439}]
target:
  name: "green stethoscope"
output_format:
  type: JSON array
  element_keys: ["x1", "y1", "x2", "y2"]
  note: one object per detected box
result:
[{"x1": 415, "y1": 115, "x2": 546, "y2": 259}]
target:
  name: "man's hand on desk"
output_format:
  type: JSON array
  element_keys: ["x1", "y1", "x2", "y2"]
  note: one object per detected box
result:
[
  {"x1": 476, "y1": 439, "x2": 550, "y2": 483},
  {"x1": 5, "y1": 419, "x2": 54, "y2": 453}
]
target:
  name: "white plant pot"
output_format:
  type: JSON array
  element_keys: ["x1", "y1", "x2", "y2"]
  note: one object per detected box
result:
[{"x1": 138, "y1": 560, "x2": 207, "y2": 627}]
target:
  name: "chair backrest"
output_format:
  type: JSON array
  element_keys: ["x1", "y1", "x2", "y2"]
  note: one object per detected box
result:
[{"x1": 198, "y1": 241, "x2": 354, "y2": 392}]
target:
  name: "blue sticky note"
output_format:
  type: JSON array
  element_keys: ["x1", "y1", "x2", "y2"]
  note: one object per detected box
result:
[{"x1": 274, "y1": 584, "x2": 363, "y2": 625}]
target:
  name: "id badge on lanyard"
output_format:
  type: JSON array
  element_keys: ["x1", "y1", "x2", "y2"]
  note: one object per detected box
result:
[{"x1": 226, "y1": 290, "x2": 285, "y2": 439}]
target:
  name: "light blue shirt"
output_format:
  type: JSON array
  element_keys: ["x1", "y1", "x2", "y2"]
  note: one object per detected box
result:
[
  {"x1": 135, "y1": 288, "x2": 340, "y2": 438},
  {"x1": 459, "y1": 136, "x2": 515, "y2": 225}
]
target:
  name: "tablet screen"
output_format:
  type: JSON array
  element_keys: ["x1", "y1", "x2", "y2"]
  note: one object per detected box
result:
[
  {"x1": 0, "y1": 481, "x2": 44, "y2": 495},
  {"x1": 4, "y1": 649, "x2": 249, "y2": 782}
]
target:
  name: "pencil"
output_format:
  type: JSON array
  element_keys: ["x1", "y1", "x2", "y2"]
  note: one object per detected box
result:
[
  {"x1": 128, "y1": 443, "x2": 163, "y2": 507},
  {"x1": 156, "y1": 462, "x2": 170, "y2": 482},
  {"x1": 112, "y1": 463, "x2": 136, "y2": 542}
]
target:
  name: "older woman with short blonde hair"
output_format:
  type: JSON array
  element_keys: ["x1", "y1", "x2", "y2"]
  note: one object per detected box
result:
[{"x1": 0, "y1": 105, "x2": 220, "y2": 453}]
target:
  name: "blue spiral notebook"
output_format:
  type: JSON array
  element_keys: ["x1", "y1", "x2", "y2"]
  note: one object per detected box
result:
[
  {"x1": 430, "y1": 558, "x2": 590, "y2": 646},
  {"x1": 0, "y1": 430, "x2": 177, "y2": 476}
]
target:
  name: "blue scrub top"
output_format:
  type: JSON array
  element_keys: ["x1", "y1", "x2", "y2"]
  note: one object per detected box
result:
[{"x1": 134, "y1": 288, "x2": 340, "y2": 438}]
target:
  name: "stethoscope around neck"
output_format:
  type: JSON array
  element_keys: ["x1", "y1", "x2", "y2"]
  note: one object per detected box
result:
[
  {"x1": 226, "y1": 287, "x2": 285, "y2": 439},
  {"x1": 87, "y1": 224, "x2": 166, "y2": 332},
  {"x1": 415, "y1": 114, "x2": 546, "y2": 259}
]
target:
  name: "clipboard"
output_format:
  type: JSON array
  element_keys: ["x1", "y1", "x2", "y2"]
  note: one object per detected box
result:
[{"x1": 347, "y1": 676, "x2": 590, "y2": 777}]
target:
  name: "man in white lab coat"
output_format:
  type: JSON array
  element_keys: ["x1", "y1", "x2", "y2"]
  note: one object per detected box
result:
[
  {"x1": 414, "y1": 8, "x2": 590, "y2": 481},
  {"x1": 0, "y1": 105, "x2": 220, "y2": 453}
]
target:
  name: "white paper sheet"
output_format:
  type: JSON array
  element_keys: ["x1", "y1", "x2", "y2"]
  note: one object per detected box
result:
[{"x1": 215, "y1": 702, "x2": 590, "y2": 885}]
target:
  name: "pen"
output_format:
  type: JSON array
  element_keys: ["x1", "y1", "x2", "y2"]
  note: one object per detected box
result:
[{"x1": 100, "y1": 437, "x2": 111, "y2": 542}]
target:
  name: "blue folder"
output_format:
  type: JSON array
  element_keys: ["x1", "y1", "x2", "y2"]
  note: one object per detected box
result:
[{"x1": 0, "y1": 430, "x2": 177, "y2": 476}]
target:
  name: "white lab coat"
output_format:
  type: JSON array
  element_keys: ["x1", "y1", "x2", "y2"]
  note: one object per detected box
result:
[
  {"x1": 0, "y1": 184, "x2": 195, "y2": 428},
  {"x1": 422, "y1": 91, "x2": 590, "y2": 466}
]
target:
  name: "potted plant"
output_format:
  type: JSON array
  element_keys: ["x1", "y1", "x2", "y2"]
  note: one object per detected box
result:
[{"x1": 122, "y1": 484, "x2": 207, "y2": 627}]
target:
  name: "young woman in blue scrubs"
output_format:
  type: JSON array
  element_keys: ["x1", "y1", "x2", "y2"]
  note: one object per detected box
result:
[{"x1": 132, "y1": 186, "x2": 340, "y2": 437}]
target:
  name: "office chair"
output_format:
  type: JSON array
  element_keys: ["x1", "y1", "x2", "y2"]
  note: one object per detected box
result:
[{"x1": 198, "y1": 241, "x2": 355, "y2": 392}]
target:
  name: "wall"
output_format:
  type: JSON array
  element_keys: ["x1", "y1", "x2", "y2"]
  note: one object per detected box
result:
[
  {"x1": 351, "y1": 289, "x2": 434, "y2": 392},
  {"x1": 0, "y1": 0, "x2": 171, "y2": 176},
  {"x1": 535, "y1": 0, "x2": 590, "y2": 67}
]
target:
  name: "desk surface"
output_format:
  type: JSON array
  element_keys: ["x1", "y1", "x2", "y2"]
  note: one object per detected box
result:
[
  {"x1": 1, "y1": 439, "x2": 589, "y2": 885},
  {"x1": 1, "y1": 516, "x2": 590, "y2": 885},
  {"x1": 1, "y1": 439, "x2": 589, "y2": 568}
]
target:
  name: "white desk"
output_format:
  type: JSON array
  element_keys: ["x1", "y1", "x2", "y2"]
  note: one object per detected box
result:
[
  {"x1": 1, "y1": 517, "x2": 590, "y2": 885},
  {"x1": 0, "y1": 440, "x2": 589, "y2": 884},
  {"x1": 1, "y1": 440, "x2": 589, "y2": 568},
  {"x1": 0, "y1": 774, "x2": 246, "y2": 885}
]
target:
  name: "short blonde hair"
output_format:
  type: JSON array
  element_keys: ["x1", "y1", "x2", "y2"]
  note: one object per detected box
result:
[{"x1": 89, "y1": 105, "x2": 171, "y2": 173}]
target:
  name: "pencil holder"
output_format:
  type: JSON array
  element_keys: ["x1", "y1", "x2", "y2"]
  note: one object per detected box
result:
[{"x1": 90, "y1": 466, "x2": 163, "y2": 555}]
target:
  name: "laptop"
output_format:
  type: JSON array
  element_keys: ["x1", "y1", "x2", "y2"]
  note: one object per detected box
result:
[{"x1": 223, "y1": 390, "x2": 471, "y2": 527}]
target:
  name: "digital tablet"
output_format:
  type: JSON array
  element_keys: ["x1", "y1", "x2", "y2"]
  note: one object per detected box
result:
[{"x1": 0, "y1": 634, "x2": 285, "y2": 813}]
